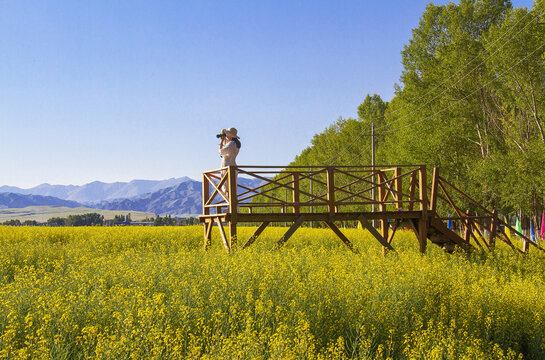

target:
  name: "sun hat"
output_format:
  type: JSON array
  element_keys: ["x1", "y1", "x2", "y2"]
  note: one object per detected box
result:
[{"x1": 222, "y1": 127, "x2": 240, "y2": 139}]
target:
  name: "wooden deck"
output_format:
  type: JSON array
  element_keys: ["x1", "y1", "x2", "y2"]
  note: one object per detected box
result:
[{"x1": 199, "y1": 165, "x2": 541, "y2": 254}]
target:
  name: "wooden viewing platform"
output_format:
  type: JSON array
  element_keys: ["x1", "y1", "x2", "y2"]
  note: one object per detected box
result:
[{"x1": 199, "y1": 165, "x2": 542, "y2": 254}]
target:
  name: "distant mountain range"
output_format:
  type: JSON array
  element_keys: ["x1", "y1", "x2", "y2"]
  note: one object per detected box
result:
[
  {"x1": 0, "y1": 193, "x2": 82, "y2": 209},
  {"x1": 0, "y1": 177, "x2": 193, "y2": 203},
  {"x1": 0, "y1": 177, "x2": 264, "y2": 216}
]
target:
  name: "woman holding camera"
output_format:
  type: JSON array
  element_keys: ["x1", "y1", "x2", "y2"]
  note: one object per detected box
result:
[{"x1": 219, "y1": 127, "x2": 241, "y2": 194}]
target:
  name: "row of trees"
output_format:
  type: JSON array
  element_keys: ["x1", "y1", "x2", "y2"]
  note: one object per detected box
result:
[
  {"x1": 2, "y1": 214, "x2": 200, "y2": 226},
  {"x1": 290, "y1": 0, "x2": 545, "y2": 219}
]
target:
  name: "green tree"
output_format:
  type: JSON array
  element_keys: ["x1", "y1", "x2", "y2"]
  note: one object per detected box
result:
[
  {"x1": 47, "y1": 217, "x2": 66, "y2": 226},
  {"x1": 67, "y1": 213, "x2": 104, "y2": 226}
]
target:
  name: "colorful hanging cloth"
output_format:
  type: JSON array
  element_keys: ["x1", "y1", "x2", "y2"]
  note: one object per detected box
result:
[
  {"x1": 516, "y1": 217, "x2": 523, "y2": 238},
  {"x1": 447, "y1": 214, "x2": 452, "y2": 230},
  {"x1": 530, "y1": 220, "x2": 536, "y2": 242}
]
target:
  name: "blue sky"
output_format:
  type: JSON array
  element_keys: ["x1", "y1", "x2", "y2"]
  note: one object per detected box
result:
[{"x1": 0, "y1": 0, "x2": 535, "y2": 187}]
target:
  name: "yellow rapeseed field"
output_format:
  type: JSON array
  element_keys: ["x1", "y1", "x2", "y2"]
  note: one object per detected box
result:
[{"x1": 1, "y1": 225, "x2": 544, "y2": 359}]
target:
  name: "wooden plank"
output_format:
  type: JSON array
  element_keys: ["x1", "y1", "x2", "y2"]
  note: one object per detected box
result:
[
  {"x1": 358, "y1": 215, "x2": 394, "y2": 250},
  {"x1": 234, "y1": 210, "x2": 424, "y2": 223},
  {"x1": 275, "y1": 215, "x2": 305, "y2": 249},
  {"x1": 215, "y1": 218, "x2": 231, "y2": 253},
  {"x1": 324, "y1": 221, "x2": 360, "y2": 254},
  {"x1": 242, "y1": 221, "x2": 270, "y2": 249}
]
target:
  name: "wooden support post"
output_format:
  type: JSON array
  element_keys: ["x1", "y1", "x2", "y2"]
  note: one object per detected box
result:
[
  {"x1": 275, "y1": 215, "x2": 305, "y2": 249},
  {"x1": 358, "y1": 215, "x2": 394, "y2": 251},
  {"x1": 378, "y1": 171, "x2": 389, "y2": 253},
  {"x1": 228, "y1": 166, "x2": 238, "y2": 250},
  {"x1": 418, "y1": 165, "x2": 428, "y2": 253},
  {"x1": 324, "y1": 221, "x2": 360, "y2": 254},
  {"x1": 215, "y1": 218, "x2": 230, "y2": 252},
  {"x1": 229, "y1": 222, "x2": 237, "y2": 251},
  {"x1": 395, "y1": 167, "x2": 403, "y2": 210},
  {"x1": 430, "y1": 168, "x2": 439, "y2": 212},
  {"x1": 489, "y1": 210, "x2": 497, "y2": 250},
  {"x1": 292, "y1": 172, "x2": 300, "y2": 213},
  {"x1": 242, "y1": 221, "x2": 270, "y2": 249},
  {"x1": 204, "y1": 220, "x2": 213, "y2": 250},
  {"x1": 326, "y1": 167, "x2": 335, "y2": 219}
]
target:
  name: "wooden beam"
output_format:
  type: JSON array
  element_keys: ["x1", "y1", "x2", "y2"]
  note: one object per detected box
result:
[
  {"x1": 215, "y1": 218, "x2": 231, "y2": 253},
  {"x1": 242, "y1": 221, "x2": 270, "y2": 249},
  {"x1": 387, "y1": 220, "x2": 400, "y2": 244},
  {"x1": 358, "y1": 215, "x2": 394, "y2": 251},
  {"x1": 324, "y1": 221, "x2": 360, "y2": 254},
  {"x1": 275, "y1": 215, "x2": 305, "y2": 249},
  {"x1": 429, "y1": 216, "x2": 473, "y2": 251}
]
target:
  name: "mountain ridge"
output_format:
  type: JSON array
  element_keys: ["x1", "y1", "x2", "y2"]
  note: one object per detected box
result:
[{"x1": 0, "y1": 177, "x2": 264, "y2": 216}]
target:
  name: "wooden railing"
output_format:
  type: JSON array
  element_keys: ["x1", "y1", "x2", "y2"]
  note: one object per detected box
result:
[
  {"x1": 428, "y1": 168, "x2": 541, "y2": 253},
  {"x1": 202, "y1": 165, "x2": 428, "y2": 216}
]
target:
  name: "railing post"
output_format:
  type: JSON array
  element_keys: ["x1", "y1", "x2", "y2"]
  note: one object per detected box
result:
[
  {"x1": 395, "y1": 167, "x2": 402, "y2": 210},
  {"x1": 326, "y1": 166, "x2": 335, "y2": 218},
  {"x1": 228, "y1": 166, "x2": 238, "y2": 250},
  {"x1": 489, "y1": 209, "x2": 497, "y2": 250},
  {"x1": 418, "y1": 165, "x2": 428, "y2": 253},
  {"x1": 408, "y1": 171, "x2": 417, "y2": 211},
  {"x1": 378, "y1": 171, "x2": 389, "y2": 252},
  {"x1": 464, "y1": 210, "x2": 472, "y2": 243},
  {"x1": 202, "y1": 172, "x2": 210, "y2": 216},
  {"x1": 292, "y1": 172, "x2": 300, "y2": 213},
  {"x1": 419, "y1": 165, "x2": 428, "y2": 212},
  {"x1": 430, "y1": 168, "x2": 439, "y2": 212}
]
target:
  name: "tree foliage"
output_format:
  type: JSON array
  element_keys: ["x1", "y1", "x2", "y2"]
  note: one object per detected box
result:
[{"x1": 288, "y1": 0, "x2": 545, "y2": 218}]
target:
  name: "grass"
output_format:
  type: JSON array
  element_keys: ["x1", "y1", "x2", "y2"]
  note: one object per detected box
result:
[{"x1": 0, "y1": 225, "x2": 543, "y2": 359}]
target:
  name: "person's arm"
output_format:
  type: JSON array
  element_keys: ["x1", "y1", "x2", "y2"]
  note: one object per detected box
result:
[{"x1": 219, "y1": 140, "x2": 235, "y2": 157}]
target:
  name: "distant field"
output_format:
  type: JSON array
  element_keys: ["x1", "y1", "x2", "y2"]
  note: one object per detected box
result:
[
  {"x1": 1, "y1": 226, "x2": 544, "y2": 359},
  {"x1": 0, "y1": 206, "x2": 156, "y2": 222}
]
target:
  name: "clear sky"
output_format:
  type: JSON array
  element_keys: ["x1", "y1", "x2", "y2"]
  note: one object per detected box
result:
[{"x1": 0, "y1": 0, "x2": 535, "y2": 188}]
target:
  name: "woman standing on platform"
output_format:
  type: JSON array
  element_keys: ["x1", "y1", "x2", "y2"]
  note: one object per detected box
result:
[{"x1": 219, "y1": 127, "x2": 241, "y2": 194}]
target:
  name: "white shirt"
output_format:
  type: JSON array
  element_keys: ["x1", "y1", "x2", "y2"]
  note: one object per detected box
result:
[{"x1": 219, "y1": 140, "x2": 240, "y2": 167}]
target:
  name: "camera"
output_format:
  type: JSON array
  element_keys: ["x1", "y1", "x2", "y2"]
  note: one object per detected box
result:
[{"x1": 216, "y1": 132, "x2": 226, "y2": 138}]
